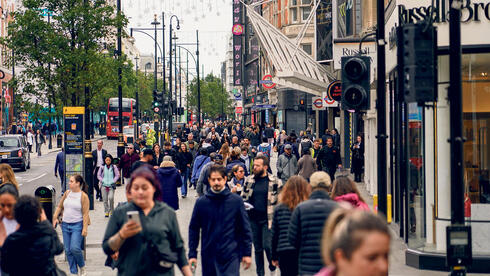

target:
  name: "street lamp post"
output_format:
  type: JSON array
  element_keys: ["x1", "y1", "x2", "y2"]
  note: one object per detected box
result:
[
  {"x1": 116, "y1": 0, "x2": 124, "y2": 160},
  {"x1": 135, "y1": 56, "x2": 139, "y2": 139},
  {"x1": 196, "y1": 31, "x2": 201, "y2": 127},
  {"x1": 179, "y1": 47, "x2": 182, "y2": 119},
  {"x1": 169, "y1": 15, "x2": 180, "y2": 135},
  {"x1": 151, "y1": 15, "x2": 160, "y2": 93}
]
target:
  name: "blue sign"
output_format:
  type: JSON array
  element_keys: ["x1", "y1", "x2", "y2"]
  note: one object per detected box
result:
[{"x1": 252, "y1": 104, "x2": 276, "y2": 110}]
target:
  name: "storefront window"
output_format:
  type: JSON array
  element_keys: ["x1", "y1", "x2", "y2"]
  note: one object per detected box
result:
[
  {"x1": 407, "y1": 103, "x2": 426, "y2": 249},
  {"x1": 462, "y1": 53, "x2": 490, "y2": 204}
]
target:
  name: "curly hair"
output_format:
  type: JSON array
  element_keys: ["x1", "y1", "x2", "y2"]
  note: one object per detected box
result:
[{"x1": 279, "y1": 175, "x2": 311, "y2": 210}]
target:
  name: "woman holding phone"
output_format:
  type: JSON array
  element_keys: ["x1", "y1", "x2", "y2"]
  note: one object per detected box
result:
[
  {"x1": 53, "y1": 174, "x2": 90, "y2": 276},
  {"x1": 102, "y1": 167, "x2": 192, "y2": 276}
]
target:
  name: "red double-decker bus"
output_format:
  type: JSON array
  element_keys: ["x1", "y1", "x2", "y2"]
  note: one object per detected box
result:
[{"x1": 106, "y1": 98, "x2": 136, "y2": 139}]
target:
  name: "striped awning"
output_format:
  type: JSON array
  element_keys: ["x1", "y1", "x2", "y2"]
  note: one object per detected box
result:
[{"x1": 245, "y1": 4, "x2": 335, "y2": 96}]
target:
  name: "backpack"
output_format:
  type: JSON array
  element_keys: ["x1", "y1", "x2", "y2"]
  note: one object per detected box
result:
[
  {"x1": 301, "y1": 140, "x2": 312, "y2": 152},
  {"x1": 258, "y1": 144, "x2": 271, "y2": 157}
]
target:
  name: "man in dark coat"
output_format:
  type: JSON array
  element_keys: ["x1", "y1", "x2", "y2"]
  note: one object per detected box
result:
[
  {"x1": 92, "y1": 139, "x2": 108, "y2": 201},
  {"x1": 288, "y1": 179, "x2": 338, "y2": 275},
  {"x1": 316, "y1": 137, "x2": 342, "y2": 181},
  {"x1": 54, "y1": 148, "x2": 66, "y2": 193},
  {"x1": 189, "y1": 165, "x2": 252, "y2": 276}
]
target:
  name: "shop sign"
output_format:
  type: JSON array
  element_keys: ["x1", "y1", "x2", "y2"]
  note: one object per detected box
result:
[
  {"x1": 235, "y1": 107, "x2": 243, "y2": 114},
  {"x1": 232, "y1": 24, "x2": 244, "y2": 35},
  {"x1": 332, "y1": 42, "x2": 376, "y2": 71},
  {"x1": 232, "y1": 0, "x2": 243, "y2": 86},
  {"x1": 260, "y1": 74, "x2": 276, "y2": 89},
  {"x1": 312, "y1": 97, "x2": 326, "y2": 110},
  {"x1": 327, "y1": 80, "x2": 342, "y2": 101},
  {"x1": 398, "y1": 0, "x2": 490, "y2": 25},
  {"x1": 316, "y1": 0, "x2": 333, "y2": 61}
]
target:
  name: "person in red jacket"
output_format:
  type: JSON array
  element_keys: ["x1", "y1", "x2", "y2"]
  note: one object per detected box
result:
[{"x1": 331, "y1": 176, "x2": 369, "y2": 211}]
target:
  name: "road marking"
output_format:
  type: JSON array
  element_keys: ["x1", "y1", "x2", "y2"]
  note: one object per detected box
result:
[{"x1": 26, "y1": 173, "x2": 47, "y2": 183}]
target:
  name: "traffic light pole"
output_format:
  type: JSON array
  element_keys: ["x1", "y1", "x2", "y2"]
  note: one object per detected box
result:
[{"x1": 376, "y1": 0, "x2": 387, "y2": 216}]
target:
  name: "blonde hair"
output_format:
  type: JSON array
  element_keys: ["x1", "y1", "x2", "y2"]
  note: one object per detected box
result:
[
  {"x1": 321, "y1": 209, "x2": 390, "y2": 266},
  {"x1": 0, "y1": 164, "x2": 19, "y2": 190}
]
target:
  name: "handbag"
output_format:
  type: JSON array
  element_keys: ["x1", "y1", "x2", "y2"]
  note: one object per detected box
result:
[{"x1": 140, "y1": 220, "x2": 178, "y2": 273}]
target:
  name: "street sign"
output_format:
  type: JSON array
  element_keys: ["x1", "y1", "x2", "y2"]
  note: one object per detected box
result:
[
  {"x1": 260, "y1": 75, "x2": 276, "y2": 89},
  {"x1": 235, "y1": 107, "x2": 243, "y2": 114},
  {"x1": 312, "y1": 97, "x2": 326, "y2": 110},
  {"x1": 63, "y1": 107, "x2": 85, "y2": 192},
  {"x1": 327, "y1": 80, "x2": 342, "y2": 101}
]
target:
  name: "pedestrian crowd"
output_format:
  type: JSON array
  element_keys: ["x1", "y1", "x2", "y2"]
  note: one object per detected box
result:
[{"x1": 0, "y1": 120, "x2": 386, "y2": 276}]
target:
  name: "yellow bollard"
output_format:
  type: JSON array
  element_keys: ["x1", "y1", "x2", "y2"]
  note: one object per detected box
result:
[
  {"x1": 387, "y1": 194, "x2": 392, "y2": 223},
  {"x1": 372, "y1": 194, "x2": 392, "y2": 224}
]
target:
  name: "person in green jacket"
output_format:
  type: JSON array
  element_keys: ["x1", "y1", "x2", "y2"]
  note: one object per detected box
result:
[{"x1": 102, "y1": 167, "x2": 192, "y2": 276}]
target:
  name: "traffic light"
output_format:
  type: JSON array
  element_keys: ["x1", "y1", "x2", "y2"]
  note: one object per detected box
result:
[
  {"x1": 398, "y1": 23, "x2": 437, "y2": 103},
  {"x1": 153, "y1": 89, "x2": 163, "y2": 106},
  {"x1": 341, "y1": 56, "x2": 371, "y2": 110}
]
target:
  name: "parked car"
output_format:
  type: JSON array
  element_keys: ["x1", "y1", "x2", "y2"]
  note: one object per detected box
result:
[{"x1": 0, "y1": 135, "x2": 30, "y2": 171}]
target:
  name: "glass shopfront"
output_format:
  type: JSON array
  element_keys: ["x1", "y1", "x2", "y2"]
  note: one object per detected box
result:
[
  {"x1": 462, "y1": 53, "x2": 490, "y2": 206},
  {"x1": 391, "y1": 52, "x2": 490, "y2": 259}
]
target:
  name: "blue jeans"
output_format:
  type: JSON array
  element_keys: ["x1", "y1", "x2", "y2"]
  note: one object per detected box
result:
[
  {"x1": 181, "y1": 168, "x2": 189, "y2": 196},
  {"x1": 61, "y1": 221, "x2": 85, "y2": 274}
]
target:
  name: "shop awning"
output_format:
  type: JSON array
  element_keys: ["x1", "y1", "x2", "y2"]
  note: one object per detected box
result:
[{"x1": 245, "y1": 4, "x2": 335, "y2": 96}]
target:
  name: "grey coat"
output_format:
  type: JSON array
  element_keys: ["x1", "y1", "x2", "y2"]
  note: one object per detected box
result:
[{"x1": 276, "y1": 153, "x2": 298, "y2": 182}]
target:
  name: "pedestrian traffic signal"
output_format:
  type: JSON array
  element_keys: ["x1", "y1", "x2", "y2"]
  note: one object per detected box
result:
[
  {"x1": 341, "y1": 56, "x2": 371, "y2": 110},
  {"x1": 398, "y1": 23, "x2": 437, "y2": 103},
  {"x1": 153, "y1": 90, "x2": 163, "y2": 104}
]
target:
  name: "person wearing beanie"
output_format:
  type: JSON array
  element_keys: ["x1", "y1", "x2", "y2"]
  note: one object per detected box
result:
[
  {"x1": 156, "y1": 155, "x2": 183, "y2": 210},
  {"x1": 289, "y1": 170, "x2": 338, "y2": 275}
]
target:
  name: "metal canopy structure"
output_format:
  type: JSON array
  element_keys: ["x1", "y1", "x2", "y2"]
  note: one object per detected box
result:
[{"x1": 245, "y1": 4, "x2": 335, "y2": 96}]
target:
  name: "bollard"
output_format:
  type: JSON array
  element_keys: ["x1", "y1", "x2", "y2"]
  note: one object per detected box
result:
[
  {"x1": 57, "y1": 134, "x2": 63, "y2": 148},
  {"x1": 373, "y1": 194, "x2": 392, "y2": 223},
  {"x1": 35, "y1": 185, "x2": 56, "y2": 223}
]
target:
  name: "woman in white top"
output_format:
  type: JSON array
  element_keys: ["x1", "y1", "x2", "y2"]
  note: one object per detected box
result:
[
  {"x1": 0, "y1": 183, "x2": 19, "y2": 275},
  {"x1": 53, "y1": 175, "x2": 90, "y2": 276}
]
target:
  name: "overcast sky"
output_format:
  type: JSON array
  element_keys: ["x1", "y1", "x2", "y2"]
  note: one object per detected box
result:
[{"x1": 122, "y1": 0, "x2": 232, "y2": 77}]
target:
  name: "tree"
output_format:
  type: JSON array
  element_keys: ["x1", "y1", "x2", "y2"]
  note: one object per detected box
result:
[
  {"x1": 2, "y1": 0, "x2": 127, "y2": 118},
  {"x1": 187, "y1": 74, "x2": 233, "y2": 119}
]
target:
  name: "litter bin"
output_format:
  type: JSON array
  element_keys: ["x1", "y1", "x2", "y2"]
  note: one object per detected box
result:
[
  {"x1": 57, "y1": 134, "x2": 63, "y2": 148},
  {"x1": 35, "y1": 185, "x2": 56, "y2": 223}
]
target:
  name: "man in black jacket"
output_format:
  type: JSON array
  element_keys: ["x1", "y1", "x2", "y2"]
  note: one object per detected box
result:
[
  {"x1": 92, "y1": 139, "x2": 107, "y2": 201},
  {"x1": 288, "y1": 178, "x2": 338, "y2": 275},
  {"x1": 316, "y1": 137, "x2": 342, "y2": 181},
  {"x1": 189, "y1": 165, "x2": 252, "y2": 275}
]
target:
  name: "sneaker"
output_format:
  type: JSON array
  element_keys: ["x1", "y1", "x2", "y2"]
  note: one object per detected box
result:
[
  {"x1": 182, "y1": 195, "x2": 187, "y2": 198},
  {"x1": 79, "y1": 266, "x2": 86, "y2": 276},
  {"x1": 105, "y1": 212, "x2": 109, "y2": 217},
  {"x1": 270, "y1": 269, "x2": 277, "y2": 276}
]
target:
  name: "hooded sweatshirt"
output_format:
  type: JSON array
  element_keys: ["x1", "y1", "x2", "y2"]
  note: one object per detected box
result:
[
  {"x1": 156, "y1": 161, "x2": 183, "y2": 210},
  {"x1": 334, "y1": 193, "x2": 370, "y2": 211},
  {"x1": 1, "y1": 221, "x2": 63, "y2": 276}
]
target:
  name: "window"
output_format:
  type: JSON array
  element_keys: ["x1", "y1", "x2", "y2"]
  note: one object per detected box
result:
[
  {"x1": 302, "y1": 6, "x2": 311, "y2": 21},
  {"x1": 291, "y1": 8, "x2": 298, "y2": 22},
  {"x1": 290, "y1": 0, "x2": 311, "y2": 23},
  {"x1": 301, "y1": 44, "x2": 312, "y2": 55}
]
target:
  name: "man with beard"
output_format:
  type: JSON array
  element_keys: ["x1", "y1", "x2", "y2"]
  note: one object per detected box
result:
[
  {"x1": 316, "y1": 137, "x2": 342, "y2": 181},
  {"x1": 188, "y1": 165, "x2": 252, "y2": 275},
  {"x1": 241, "y1": 155, "x2": 281, "y2": 276}
]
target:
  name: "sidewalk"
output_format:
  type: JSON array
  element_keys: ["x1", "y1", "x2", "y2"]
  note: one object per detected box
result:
[
  {"x1": 354, "y1": 178, "x2": 448, "y2": 276},
  {"x1": 54, "y1": 184, "x2": 126, "y2": 275}
]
